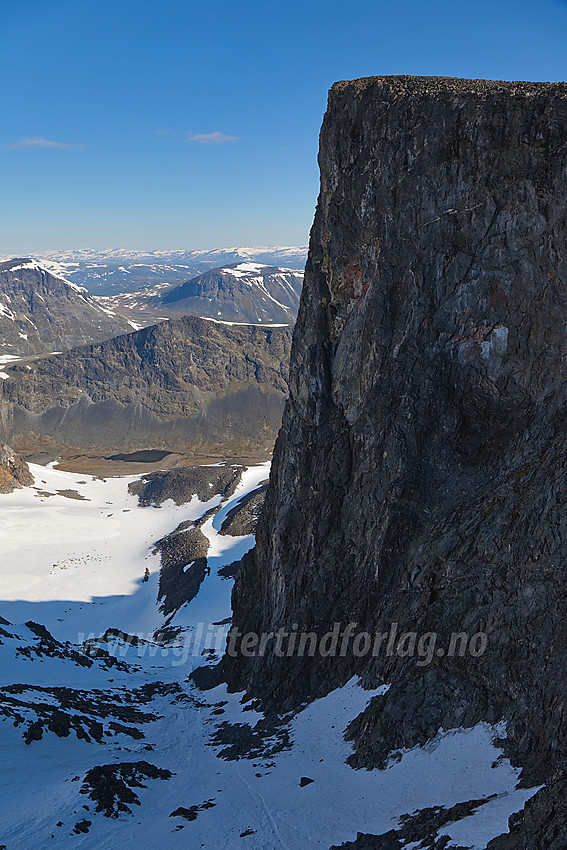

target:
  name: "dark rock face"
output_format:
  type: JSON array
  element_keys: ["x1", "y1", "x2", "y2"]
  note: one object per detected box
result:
[
  {"x1": 224, "y1": 76, "x2": 567, "y2": 843},
  {"x1": 0, "y1": 259, "x2": 132, "y2": 358},
  {"x1": 0, "y1": 443, "x2": 33, "y2": 493},
  {"x1": 0, "y1": 315, "x2": 291, "y2": 457},
  {"x1": 159, "y1": 263, "x2": 303, "y2": 324}
]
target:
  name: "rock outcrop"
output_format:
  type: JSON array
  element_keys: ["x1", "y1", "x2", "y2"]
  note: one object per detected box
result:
[
  {"x1": 0, "y1": 315, "x2": 291, "y2": 458},
  {"x1": 155, "y1": 524, "x2": 210, "y2": 615},
  {"x1": 0, "y1": 259, "x2": 133, "y2": 359},
  {"x1": 0, "y1": 443, "x2": 33, "y2": 493},
  {"x1": 128, "y1": 464, "x2": 243, "y2": 507},
  {"x1": 224, "y1": 76, "x2": 567, "y2": 845},
  {"x1": 219, "y1": 483, "x2": 268, "y2": 537}
]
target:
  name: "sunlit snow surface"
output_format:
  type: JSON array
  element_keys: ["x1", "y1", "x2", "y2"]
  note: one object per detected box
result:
[{"x1": 0, "y1": 463, "x2": 540, "y2": 849}]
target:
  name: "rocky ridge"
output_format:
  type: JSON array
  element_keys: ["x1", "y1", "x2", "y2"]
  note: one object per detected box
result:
[
  {"x1": 224, "y1": 75, "x2": 567, "y2": 846},
  {"x1": 0, "y1": 258, "x2": 134, "y2": 359},
  {"x1": 0, "y1": 314, "x2": 291, "y2": 458}
]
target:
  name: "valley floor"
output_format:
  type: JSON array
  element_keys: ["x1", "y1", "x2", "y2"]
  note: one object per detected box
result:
[{"x1": 0, "y1": 464, "x2": 540, "y2": 849}]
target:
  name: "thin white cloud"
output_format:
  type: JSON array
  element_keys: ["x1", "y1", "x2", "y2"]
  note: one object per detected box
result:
[
  {"x1": 3, "y1": 137, "x2": 85, "y2": 150},
  {"x1": 186, "y1": 131, "x2": 240, "y2": 145}
]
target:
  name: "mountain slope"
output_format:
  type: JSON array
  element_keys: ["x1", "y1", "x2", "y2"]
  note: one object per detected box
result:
[
  {"x1": 224, "y1": 76, "x2": 567, "y2": 846},
  {"x1": 0, "y1": 462, "x2": 535, "y2": 849},
  {"x1": 0, "y1": 315, "x2": 291, "y2": 457},
  {"x1": 157, "y1": 262, "x2": 303, "y2": 323},
  {"x1": 0, "y1": 258, "x2": 135, "y2": 358}
]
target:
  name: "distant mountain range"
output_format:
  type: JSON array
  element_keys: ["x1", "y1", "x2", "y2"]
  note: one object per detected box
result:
[
  {"x1": 0, "y1": 251, "x2": 298, "y2": 458},
  {"x1": 0, "y1": 252, "x2": 305, "y2": 361},
  {"x1": 0, "y1": 258, "x2": 135, "y2": 360},
  {"x1": 26, "y1": 246, "x2": 308, "y2": 295}
]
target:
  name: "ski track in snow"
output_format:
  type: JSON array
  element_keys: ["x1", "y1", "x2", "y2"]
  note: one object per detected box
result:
[{"x1": 0, "y1": 462, "x2": 541, "y2": 849}]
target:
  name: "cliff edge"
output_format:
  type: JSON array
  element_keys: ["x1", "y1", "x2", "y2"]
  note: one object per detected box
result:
[{"x1": 225, "y1": 76, "x2": 567, "y2": 847}]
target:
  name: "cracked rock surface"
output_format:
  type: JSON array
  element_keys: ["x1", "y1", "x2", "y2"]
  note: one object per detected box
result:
[{"x1": 224, "y1": 76, "x2": 567, "y2": 847}]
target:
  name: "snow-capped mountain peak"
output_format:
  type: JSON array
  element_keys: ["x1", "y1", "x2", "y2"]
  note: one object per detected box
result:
[
  {"x1": 0, "y1": 258, "x2": 88, "y2": 294},
  {"x1": 0, "y1": 258, "x2": 134, "y2": 359},
  {"x1": 158, "y1": 262, "x2": 304, "y2": 324}
]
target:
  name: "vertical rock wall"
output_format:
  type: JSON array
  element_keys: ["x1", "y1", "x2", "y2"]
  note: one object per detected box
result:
[{"x1": 225, "y1": 76, "x2": 567, "y2": 845}]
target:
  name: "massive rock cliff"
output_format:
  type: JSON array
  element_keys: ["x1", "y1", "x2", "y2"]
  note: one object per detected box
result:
[
  {"x1": 0, "y1": 315, "x2": 291, "y2": 457},
  {"x1": 225, "y1": 76, "x2": 567, "y2": 846}
]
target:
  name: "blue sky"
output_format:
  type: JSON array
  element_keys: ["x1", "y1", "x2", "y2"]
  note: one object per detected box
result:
[{"x1": 2, "y1": 0, "x2": 567, "y2": 253}]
